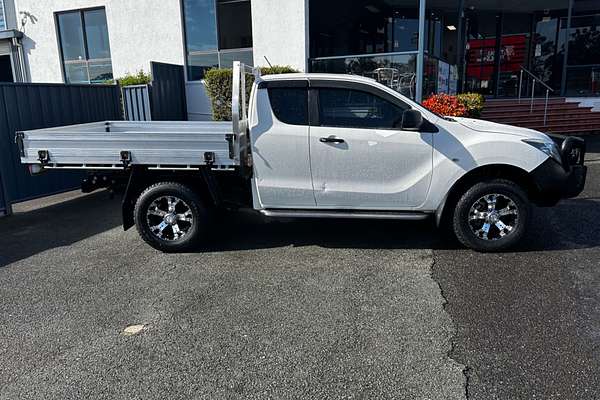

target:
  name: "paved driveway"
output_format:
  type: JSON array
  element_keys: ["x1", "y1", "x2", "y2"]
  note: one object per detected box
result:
[{"x1": 1, "y1": 144, "x2": 599, "y2": 399}]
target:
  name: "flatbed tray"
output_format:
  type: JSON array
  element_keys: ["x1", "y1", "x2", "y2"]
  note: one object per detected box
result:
[{"x1": 17, "y1": 120, "x2": 237, "y2": 170}]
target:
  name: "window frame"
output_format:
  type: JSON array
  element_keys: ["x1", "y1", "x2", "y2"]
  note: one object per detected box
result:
[
  {"x1": 309, "y1": 80, "x2": 410, "y2": 130},
  {"x1": 181, "y1": 0, "x2": 253, "y2": 81},
  {"x1": 55, "y1": 6, "x2": 113, "y2": 84}
]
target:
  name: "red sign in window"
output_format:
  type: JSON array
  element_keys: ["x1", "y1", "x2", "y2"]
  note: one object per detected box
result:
[{"x1": 466, "y1": 34, "x2": 527, "y2": 80}]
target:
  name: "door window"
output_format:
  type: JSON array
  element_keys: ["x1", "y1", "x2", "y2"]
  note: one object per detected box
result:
[{"x1": 318, "y1": 88, "x2": 406, "y2": 129}]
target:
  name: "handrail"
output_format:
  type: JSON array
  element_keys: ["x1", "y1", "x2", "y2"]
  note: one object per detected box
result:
[
  {"x1": 519, "y1": 66, "x2": 554, "y2": 92},
  {"x1": 517, "y1": 66, "x2": 553, "y2": 127}
]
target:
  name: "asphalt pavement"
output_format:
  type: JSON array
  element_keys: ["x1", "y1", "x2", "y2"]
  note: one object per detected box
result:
[{"x1": 1, "y1": 138, "x2": 599, "y2": 399}]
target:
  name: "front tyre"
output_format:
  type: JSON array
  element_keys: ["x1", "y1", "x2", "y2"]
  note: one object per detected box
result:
[
  {"x1": 134, "y1": 182, "x2": 207, "y2": 252},
  {"x1": 453, "y1": 179, "x2": 530, "y2": 252}
]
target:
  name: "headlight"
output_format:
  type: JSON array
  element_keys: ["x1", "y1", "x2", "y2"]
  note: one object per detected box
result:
[{"x1": 522, "y1": 139, "x2": 562, "y2": 164}]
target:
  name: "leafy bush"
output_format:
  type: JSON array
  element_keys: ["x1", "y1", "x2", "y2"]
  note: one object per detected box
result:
[
  {"x1": 204, "y1": 66, "x2": 299, "y2": 121},
  {"x1": 422, "y1": 93, "x2": 485, "y2": 118},
  {"x1": 422, "y1": 94, "x2": 467, "y2": 117},
  {"x1": 106, "y1": 70, "x2": 152, "y2": 86},
  {"x1": 456, "y1": 93, "x2": 485, "y2": 118}
]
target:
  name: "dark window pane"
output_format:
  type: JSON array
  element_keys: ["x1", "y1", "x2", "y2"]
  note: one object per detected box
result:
[
  {"x1": 64, "y1": 61, "x2": 89, "y2": 83},
  {"x1": 217, "y1": 0, "x2": 253, "y2": 49},
  {"x1": 318, "y1": 88, "x2": 404, "y2": 129},
  {"x1": 187, "y1": 52, "x2": 219, "y2": 80},
  {"x1": 183, "y1": 0, "x2": 218, "y2": 52},
  {"x1": 268, "y1": 87, "x2": 308, "y2": 125},
  {"x1": 219, "y1": 49, "x2": 254, "y2": 68},
  {"x1": 84, "y1": 9, "x2": 111, "y2": 59},
  {"x1": 309, "y1": 0, "x2": 419, "y2": 58},
  {"x1": 58, "y1": 12, "x2": 86, "y2": 61}
]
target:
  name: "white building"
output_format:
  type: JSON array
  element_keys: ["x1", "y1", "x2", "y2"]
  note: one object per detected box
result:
[
  {"x1": 1, "y1": 0, "x2": 599, "y2": 119},
  {"x1": 4, "y1": 0, "x2": 308, "y2": 120}
]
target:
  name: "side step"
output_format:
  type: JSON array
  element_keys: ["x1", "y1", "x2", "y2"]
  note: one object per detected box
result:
[{"x1": 259, "y1": 209, "x2": 431, "y2": 220}]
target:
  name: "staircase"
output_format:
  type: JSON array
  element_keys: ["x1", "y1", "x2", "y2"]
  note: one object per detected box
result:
[{"x1": 481, "y1": 98, "x2": 600, "y2": 135}]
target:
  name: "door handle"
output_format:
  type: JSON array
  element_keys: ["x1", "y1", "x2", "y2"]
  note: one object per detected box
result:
[{"x1": 319, "y1": 136, "x2": 345, "y2": 144}]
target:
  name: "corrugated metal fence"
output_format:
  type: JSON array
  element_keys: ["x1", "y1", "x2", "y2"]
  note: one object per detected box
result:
[
  {"x1": 0, "y1": 83, "x2": 121, "y2": 215},
  {"x1": 123, "y1": 84, "x2": 152, "y2": 121},
  {"x1": 121, "y1": 62, "x2": 187, "y2": 122},
  {"x1": 150, "y1": 62, "x2": 187, "y2": 121}
]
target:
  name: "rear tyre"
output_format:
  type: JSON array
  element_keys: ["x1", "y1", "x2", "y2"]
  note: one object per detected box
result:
[
  {"x1": 134, "y1": 182, "x2": 208, "y2": 252},
  {"x1": 453, "y1": 179, "x2": 530, "y2": 252}
]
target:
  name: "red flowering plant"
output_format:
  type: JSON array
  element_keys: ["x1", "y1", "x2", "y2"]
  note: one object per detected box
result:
[{"x1": 422, "y1": 94, "x2": 467, "y2": 117}]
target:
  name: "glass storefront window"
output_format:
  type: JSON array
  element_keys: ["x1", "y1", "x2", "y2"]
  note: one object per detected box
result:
[
  {"x1": 310, "y1": 0, "x2": 419, "y2": 58},
  {"x1": 183, "y1": 0, "x2": 218, "y2": 52},
  {"x1": 311, "y1": 53, "x2": 417, "y2": 99},
  {"x1": 183, "y1": 0, "x2": 253, "y2": 80},
  {"x1": 219, "y1": 49, "x2": 254, "y2": 69},
  {"x1": 187, "y1": 52, "x2": 219, "y2": 82},
  {"x1": 217, "y1": 0, "x2": 253, "y2": 49},
  {"x1": 309, "y1": 0, "x2": 600, "y2": 98}
]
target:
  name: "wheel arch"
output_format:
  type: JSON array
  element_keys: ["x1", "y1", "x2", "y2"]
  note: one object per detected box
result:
[{"x1": 436, "y1": 163, "x2": 539, "y2": 227}]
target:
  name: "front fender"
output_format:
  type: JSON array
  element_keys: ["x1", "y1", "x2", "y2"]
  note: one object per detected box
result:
[{"x1": 424, "y1": 133, "x2": 548, "y2": 214}]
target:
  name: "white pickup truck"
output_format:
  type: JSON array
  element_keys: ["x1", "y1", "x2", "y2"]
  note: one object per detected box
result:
[{"x1": 17, "y1": 62, "x2": 587, "y2": 252}]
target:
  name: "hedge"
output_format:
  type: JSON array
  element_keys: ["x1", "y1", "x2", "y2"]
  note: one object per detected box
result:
[
  {"x1": 204, "y1": 66, "x2": 298, "y2": 121},
  {"x1": 106, "y1": 70, "x2": 152, "y2": 86}
]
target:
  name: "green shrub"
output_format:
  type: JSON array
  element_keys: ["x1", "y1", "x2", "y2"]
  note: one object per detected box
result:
[
  {"x1": 204, "y1": 65, "x2": 299, "y2": 121},
  {"x1": 456, "y1": 93, "x2": 485, "y2": 118},
  {"x1": 106, "y1": 70, "x2": 152, "y2": 86}
]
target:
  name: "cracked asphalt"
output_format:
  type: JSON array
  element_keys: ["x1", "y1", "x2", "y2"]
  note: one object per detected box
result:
[{"x1": 1, "y1": 138, "x2": 599, "y2": 399}]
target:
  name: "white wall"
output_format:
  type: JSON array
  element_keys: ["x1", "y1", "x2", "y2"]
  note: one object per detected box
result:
[
  {"x1": 251, "y1": 0, "x2": 309, "y2": 71},
  {"x1": 14, "y1": 0, "x2": 186, "y2": 83}
]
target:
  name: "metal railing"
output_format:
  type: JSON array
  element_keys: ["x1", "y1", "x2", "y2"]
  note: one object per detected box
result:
[{"x1": 518, "y1": 66, "x2": 554, "y2": 126}]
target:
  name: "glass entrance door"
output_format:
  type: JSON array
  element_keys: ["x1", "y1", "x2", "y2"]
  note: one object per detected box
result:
[
  {"x1": 460, "y1": 0, "x2": 569, "y2": 97},
  {"x1": 496, "y1": 13, "x2": 532, "y2": 97},
  {"x1": 464, "y1": 11, "x2": 498, "y2": 95}
]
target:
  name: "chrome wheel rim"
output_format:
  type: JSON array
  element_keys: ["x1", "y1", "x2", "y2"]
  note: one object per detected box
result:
[
  {"x1": 468, "y1": 193, "x2": 518, "y2": 241},
  {"x1": 146, "y1": 196, "x2": 193, "y2": 241}
]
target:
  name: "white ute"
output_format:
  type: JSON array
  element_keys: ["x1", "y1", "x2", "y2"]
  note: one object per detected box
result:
[{"x1": 17, "y1": 62, "x2": 587, "y2": 252}]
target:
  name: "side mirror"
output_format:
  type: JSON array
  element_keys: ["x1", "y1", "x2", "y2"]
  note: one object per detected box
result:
[{"x1": 401, "y1": 109, "x2": 423, "y2": 131}]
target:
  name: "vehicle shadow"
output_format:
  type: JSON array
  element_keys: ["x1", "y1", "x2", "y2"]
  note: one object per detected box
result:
[
  {"x1": 199, "y1": 196, "x2": 600, "y2": 254},
  {"x1": 0, "y1": 191, "x2": 122, "y2": 268},
  {"x1": 201, "y1": 212, "x2": 444, "y2": 252},
  {"x1": 1, "y1": 189, "x2": 598, "y2": 265}
]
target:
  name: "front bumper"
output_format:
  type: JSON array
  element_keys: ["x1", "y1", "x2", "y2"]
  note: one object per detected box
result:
[{"x1": 529, "y1": 136, "x2": 587, "y2": 205}]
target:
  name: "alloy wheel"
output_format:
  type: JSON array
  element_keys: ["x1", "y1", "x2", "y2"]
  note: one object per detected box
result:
[
  {"x1": 145, "y1": 196, "x2": 194, "y2": 241},
  {"x1": 468, "y1": 193, "x2": 519, "y2": 241}
]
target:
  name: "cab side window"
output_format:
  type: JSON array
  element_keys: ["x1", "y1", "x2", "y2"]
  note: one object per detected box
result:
[
  {"x1": 318, "y1": 88, "x2": 407, "y2": 129},
  {"x1": 268, "y1": 87, "x2": 309, "y2": 126}
]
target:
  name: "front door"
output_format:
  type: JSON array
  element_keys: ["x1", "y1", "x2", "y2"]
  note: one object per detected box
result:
[{"x1": 309, "y1": 84, "x2": 433, "y2": 209}]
